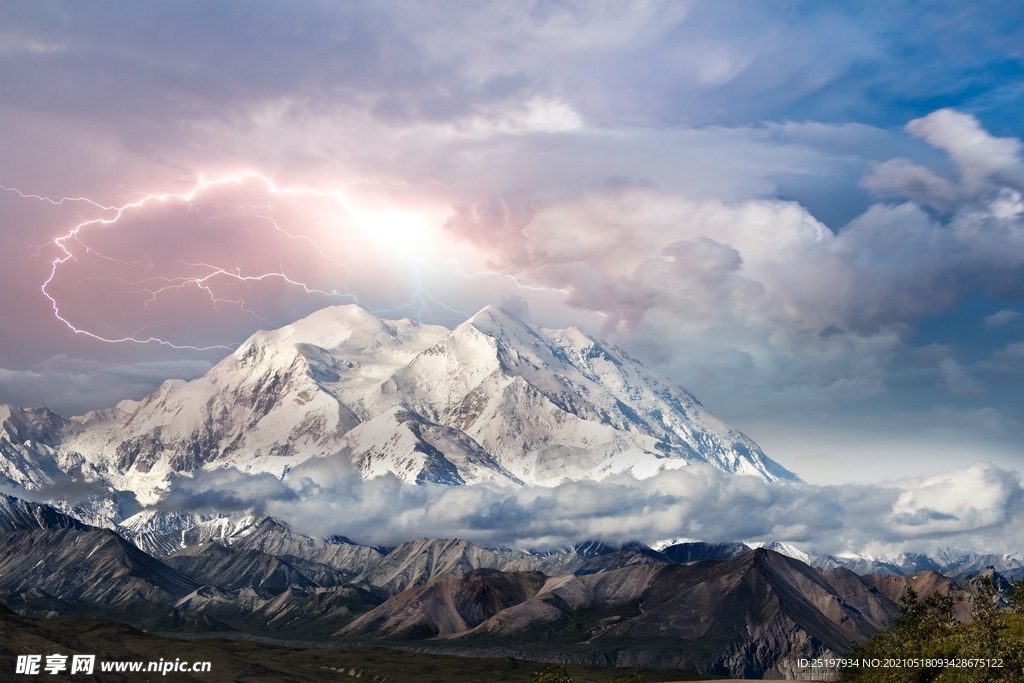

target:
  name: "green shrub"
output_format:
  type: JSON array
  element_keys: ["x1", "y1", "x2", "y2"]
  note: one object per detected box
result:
[
  {"x1": 611, "y1": 674, "x2": 644, "y2": 683},
  {"x1": 526, "y1": 664, "x2": 574, "y2": 683},
  {"x1": 840, "y1": 579, "x2": 1024, "y2": 683}
]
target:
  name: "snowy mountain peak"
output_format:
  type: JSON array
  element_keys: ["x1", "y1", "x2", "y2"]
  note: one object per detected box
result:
[
  {"x1": 2, "y1": 303, "x2": 797, "y2": 521},
  {"x1": 242, "y1": 305, "x2": 446, "y2": 359},
  {"x1": 463, "y1": 304, "x2": 532, "y2": 336},
  {"x1": 755, "y1": 541, "x2": 815, "y2": 565}
]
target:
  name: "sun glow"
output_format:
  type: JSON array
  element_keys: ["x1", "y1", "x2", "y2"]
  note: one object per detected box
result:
[{"x1": 5, "y1": 172, "x2": 558, "y2": 350}]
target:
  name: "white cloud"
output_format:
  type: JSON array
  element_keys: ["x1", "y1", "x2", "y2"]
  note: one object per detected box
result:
[
  {"x1": 861, "y1": 158, "x2": 959, "y2": 209},
  {"x1": 938, "y1": 358, "x2": 984, "y2": 395},
  {"x1": 991, "y1": 189, "x2": 1024, "y2": 220},
  {"x1": 436, "y1": 112, "x2": 1024, "y2": 414},
  {"x1": 984, "y1": 308, "x2": 1022, "y2": 328},
  {"x1": 463, "y1": 98, "x2": 586, "y2": 134},
  {"x1": 136, "y1": 460, "x2": 1024, "y2": 556},
  {"x1": 889, "y1": 463, "x2": 1019, "y2": 537},
  {"x1": 905, "y1": 109, "x2": 1024, "y2": 194}
]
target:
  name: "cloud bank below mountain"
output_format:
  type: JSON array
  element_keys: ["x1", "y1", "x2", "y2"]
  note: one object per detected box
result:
[{"x1": 117, "y1": 459, "x2": 1022, "y2": 558}]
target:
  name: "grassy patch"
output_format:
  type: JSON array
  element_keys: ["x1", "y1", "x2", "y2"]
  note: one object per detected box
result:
[{"x1": 1, "y1": 609, "x2": 723, "y2": 682}]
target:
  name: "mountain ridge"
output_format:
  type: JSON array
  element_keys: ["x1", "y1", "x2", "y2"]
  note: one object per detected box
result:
[{"x1": 0, "y1": 304, "x2": 797, "y2": 526}]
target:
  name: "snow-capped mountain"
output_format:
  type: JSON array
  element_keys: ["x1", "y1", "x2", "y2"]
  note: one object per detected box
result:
[
  {"x1": 0, "y1": 304, "x2": 796, "y2": 513},
  {"x1": 812, "y1": 549, "x2": 1024, "y2": 580},
  {"x1": 741, "y1": 538, "x2": 1024, "y2": 580},
  {"x1": 0, "y1": 406, "x2": 78, "y2": 488},
  {"x1": 753, "y1": 541, "x2": 816, "y2": 565}
]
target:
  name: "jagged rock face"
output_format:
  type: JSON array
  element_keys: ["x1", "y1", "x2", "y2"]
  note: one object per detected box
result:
[
  {"x1": 117, "y1": 510, "x2": 262, "y2": 557},
  {"x1": 0, "y1": 493, "x2": 91, "y2": 531},
  {"x1": 331, "y1": 407, "x2": 522, "y2": 486},
  {"x1": 0, "y1": 304, "x2": 795, "y2": 514},
  {"x1": 116, "y1": 514, "x2": 390, "y2": 584},
  {"x1": 164, "y1": 543, "x2": 320, "y2": 597},
  {"x1": 0, "y1": 528, "x2": 198, "y2": 606},
  {"x1": 351, "y1": 538, "x2": 552, "y2": 595},
  {"x1": 660, "y1": 541, "x2": 751, "y2": 564},
  {"x1": 227, "y1": 518, "x2": 386, "y2": 577},
  {"x1": 0, "y1": 406, "x2": 76, "y2": 489}
]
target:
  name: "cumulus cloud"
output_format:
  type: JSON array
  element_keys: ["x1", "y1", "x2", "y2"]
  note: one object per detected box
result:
[
  {"x1": 863, "y1": 109, "x2": 1024, "y2": 206},
  {"x1": 889, "y1": 463, "x2": 1021, "y2": 537},
  {"x1": 441, "y1": 112, "x2": 1024, "y2": 412},
  {"x1": 860, "y1": 158, "x2": 959, "y2": 210},
  {"x1": 157, "y1": 468, "x2": 300, "y2": 515},
  {"x1": 905, "y1": 109, "x2": 1024, "y2": 194},
  {"x1": 984, "y1": 308, "x2": 1022, "y2": 328},
  {"x1": 138, "y1": 460, "x2": 1024, "y2": 556},
  {"x1": 11, "y1": 454, "x2": 1019, "y2": 554}
]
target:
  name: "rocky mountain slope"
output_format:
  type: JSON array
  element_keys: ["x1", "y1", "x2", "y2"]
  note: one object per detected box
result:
[
  {"x1": 0, "y1": 495, "x2": 999, "y2": 679},
  {"x1": 0, "y1": 406, "x2": 76, "y2": 489},
  {"x1": 339, "y1": 550, "x2": 910, "y2": 678},
  {"x1": 0, "y1": 527, "x2": 198, "y2": 607},
  {"x1": 0, "y1": 492, "x2": 90, "y2": 531}
]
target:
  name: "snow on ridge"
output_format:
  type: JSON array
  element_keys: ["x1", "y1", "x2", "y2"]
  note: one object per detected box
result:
[{"x1": 1, "y1": 303, "x2": 798, "y2": 516}]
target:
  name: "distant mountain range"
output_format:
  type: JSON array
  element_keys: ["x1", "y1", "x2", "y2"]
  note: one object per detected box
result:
[
  {"x1": 1, "y1": 304, "x2": 796, "y2": 527},
  {"x1": 106, "y1": 503, "x2": 1024, "y2": 584},
  {"x1": 2, "y1": 493, "x2": 1018, "y2": 679}
]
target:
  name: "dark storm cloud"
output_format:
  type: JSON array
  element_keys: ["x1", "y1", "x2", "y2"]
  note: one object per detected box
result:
[
  {"x1": 1, "y1": 476, "x2": 115, "y2": 505},
  {"x1": 0, "y1": 357, "x2": 211, "y2": 416}
]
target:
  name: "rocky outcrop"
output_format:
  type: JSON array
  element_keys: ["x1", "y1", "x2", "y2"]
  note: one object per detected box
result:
[
  {"x1": 336, "y1": 549, "x2": 905, "y2": 679},
  {"x1": 0, "y1": 493, "x2": 91, "y2": 531},
  {"x1": 0, "y1": 527, "x2": 197, "y2": 606}
]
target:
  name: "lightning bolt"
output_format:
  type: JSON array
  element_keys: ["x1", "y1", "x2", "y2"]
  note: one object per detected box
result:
[{"x1": 4, "y1": 173, "x2": 566, "y2": 351}]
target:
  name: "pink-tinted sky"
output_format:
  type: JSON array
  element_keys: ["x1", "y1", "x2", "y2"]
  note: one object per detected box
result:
[{"x1": 2, "y1": 1, "x2": 1023, "y2": 484}]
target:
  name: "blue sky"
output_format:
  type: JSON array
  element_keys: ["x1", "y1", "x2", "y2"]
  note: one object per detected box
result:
[{"x1": 1, "y1": 0, "x2": 1022, "y2": 486}]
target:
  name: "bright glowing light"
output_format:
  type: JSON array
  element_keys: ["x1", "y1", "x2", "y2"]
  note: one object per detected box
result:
[
  {"x1": 346, "y1": 206, "x2": 436, "y2": 258},
  {"x1": 4, "y1": 173, "x2": 565, "y2": 350}
]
